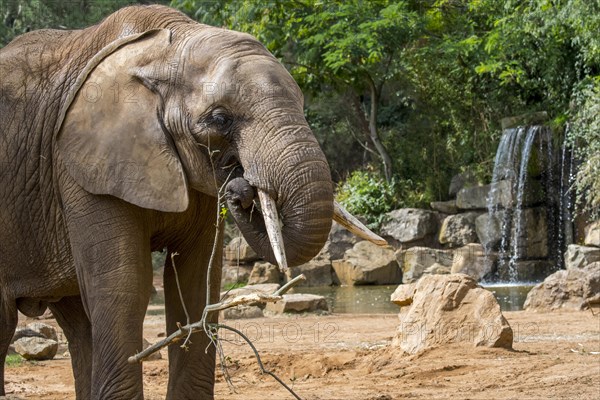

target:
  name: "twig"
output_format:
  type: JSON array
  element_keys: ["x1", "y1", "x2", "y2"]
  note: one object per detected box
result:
[
  {"x1": 210, "y1": 323, "x2": 303, "y2": 400},
  {"x1": 128, "y1": 274, "x2": 306, "y2": 364},
  {"x1": 170, "y1": 252, "x2": 193, "y2": 348}
]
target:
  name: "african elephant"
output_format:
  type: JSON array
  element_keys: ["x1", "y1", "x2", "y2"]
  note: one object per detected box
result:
[{"x1": 0, "y1": 5, "x2": 384, "y2": 400}]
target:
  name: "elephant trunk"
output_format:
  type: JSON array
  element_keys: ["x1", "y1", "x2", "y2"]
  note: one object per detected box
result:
[{"x1": 225, "y1": 126, "x2": 334, "y2": 268}]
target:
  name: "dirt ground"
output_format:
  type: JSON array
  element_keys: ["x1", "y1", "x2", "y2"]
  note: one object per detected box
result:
[{"x1": 4, "y1": 310, "x2": 599, "y2": 400}]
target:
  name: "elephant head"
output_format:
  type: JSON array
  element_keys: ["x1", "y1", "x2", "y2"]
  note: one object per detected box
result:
[{"x1": 57, "y1": 22, "x2": 384, "y2": 269}]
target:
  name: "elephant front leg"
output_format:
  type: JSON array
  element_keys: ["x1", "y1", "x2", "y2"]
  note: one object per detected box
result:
[
  {"x1": 48, "y1": 296, "x2": 93, "y2": 400},
  {"x1": 66, "y1": 204, "x2": 154, "y2": 400},
  {"x1": 163, "y1": 234, "x2": 222, "y2": 400},
  {"x1": 0, "y1": 297, "x2": 17, "y2": 396}
]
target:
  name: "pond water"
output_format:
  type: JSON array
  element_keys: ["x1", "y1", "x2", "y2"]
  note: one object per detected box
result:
[{"x1": 148, "y1": 283, "x2": 536, "y2": 315}]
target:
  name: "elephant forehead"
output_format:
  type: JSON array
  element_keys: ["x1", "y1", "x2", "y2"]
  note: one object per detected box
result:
[{"x1": 180, "y1": 32, "x2": 303, "y2": 104}]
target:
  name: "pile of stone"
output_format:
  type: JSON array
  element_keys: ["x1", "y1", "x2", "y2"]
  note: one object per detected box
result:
[
  {"x1": 524, "y1": 221, "x2": 600, "y2": 311},
  {"x1": 11, "y1": 322, "x2": 59, "y2": 361},
  {"x1": 218, "y1": 283, "x2": 329, "y2": 319},
  {"x1": 222, "y1": 237, "x2": 280, "y2": 287},
  {"x1": 391, "y1": 274, "x2": 513, "y2": 354}
]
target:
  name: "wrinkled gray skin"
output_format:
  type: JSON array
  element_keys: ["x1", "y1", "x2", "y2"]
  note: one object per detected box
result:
[{"x1": 0, "y1": 5, "x2": 333, "y2": 399}]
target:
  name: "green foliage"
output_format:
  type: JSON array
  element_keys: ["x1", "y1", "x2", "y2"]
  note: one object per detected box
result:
[
  {"x1": 569, "y1": 79, "x2": 600, "y2": 218},
  {"x1": 1, "y1": 1, "x2": 170, "y2": 48},
  {"x1": 336, "y1": 169, "x2": 428, "y2": 228},
  {"x1": 151, "y1": 250, "x2": 166, "y2": 271},
  {"x1": 223, "y1": 282, "x2": 246, "y2": 291},
  {"x1": 4, "y1": 354, "x2": 24, "y2": 367}
]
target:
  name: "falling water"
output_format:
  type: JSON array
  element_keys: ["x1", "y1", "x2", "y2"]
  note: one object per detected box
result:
[
  {"x1": 556, "y1": 127, "x2": 576, "y2": 267},
  {"x1": 508, "y1": 127, "x2": 538, "y2": 281},
  {"x1": 484, "y1": 125, "x2": 563, "y2": 282}
]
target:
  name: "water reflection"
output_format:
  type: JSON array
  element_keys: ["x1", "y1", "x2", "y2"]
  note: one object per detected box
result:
[
  {"x1": 482, "y1": 283, "x2": 536, "y2": 311},
  {"x1": 147, "y1": 283, "x2": 535, "y2": 315},
  {"x1": 294, "y1": 285, "x2": 399, "y2": 314}
]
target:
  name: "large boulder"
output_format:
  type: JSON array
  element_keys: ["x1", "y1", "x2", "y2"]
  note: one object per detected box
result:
[
  {"x1": 285, "y1": 259, "x2": 333, "y2": 287},
  {"x1": 509, "y1": 207, "x2": 548, "y2": 259},
  {"x1": 12, "y1": 322, "x2": 58, "y2": 343},
  {"x1": 285, "y1": 236, "x2": 335, "y2": 287},
  {"x1": 224, "y1": 237, "x2": 261, "y2": 263},
  {"x1": 396, "y1": 247, "x2": 453, "y2": 283},
  {"x1": 390, "y1": 283, "x2": 416, "y2": 306},
  {"x1": 438, "y1": 212, "x2": 480, "y2": 247},
  {"x1": 221, "y1": 264, "x2": 253, "y2": 288},
  {"x1": 564, "y1": 244, "x2": 600, "y2": 270},
  {"x1": 328, "y1": 221, "x2": 362, "y2": 260},
  {"x1": 584, "y1": 221, "x2": 600, "y2": 247},
  {"x1": 14, "y1": 337, "x2": 58, "y2": 361},
  {"x1": 496, "y1": 259, "x2": 555, "y2": 282},
  {"x1": 247, "y1": 262, "x2": 281, "y2": 285},
  {"x1": 391, "y1": 274, "x2": 513, "y2": 354},
  {"x1": 265, "y1": 294, "x2": 329, "y2": 314},
  {"x1": 332, "y1": 241, "x2": 401, "y2": 285},
  {"x1": 450, "y1": 243, "x2": 494, "y2": 281},
  {"x1": 475, "y1": 211, "x2": 506, "y2": 251},
  {"x1": 380, "y1": 209, "x2": 437, "y2": 245},
  {"x1": 456, "y1": 180, "x2": 512, "y2": 210},
  {"x1": 524, "y1": 262, "x2": 600, "y2": 311},
  {"x1": 430, "y1": 200, "x2": 458, "y2": 214},
  {"x1": 449, "y1": 172, "x2": 479, "y2": 198}
]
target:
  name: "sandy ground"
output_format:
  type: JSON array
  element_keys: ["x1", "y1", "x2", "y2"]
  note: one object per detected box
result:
[{"x1": 3, "y1": 310, "x2": 599, "y2": 400}]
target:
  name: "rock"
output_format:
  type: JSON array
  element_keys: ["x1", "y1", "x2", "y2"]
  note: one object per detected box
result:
[
  {"x1": 438, "y1": 212, "x2": 480, "y2": 247},
  {"x1": 248, "y1": 262, "x2": 281, "y2": 285},
  {"x1": 424, "y1": 263, "x2": 451, "y2": 275},
  {"x1": 285, "y1": 237, "x2": 335, "y2": 287},
  {"x1": 510, "y1": 207, "x2": 548, "y2": 259},
  {"x1": 286, "y1": 259, "x2": 333, "y2": 287},
  {"x1": 390, "y1": 283, "x2": 416, "y2": 306},
  {"x1": 12, "y1": 322, "x2": 58, "y2": 344},
  {"x1": 456, "y1": 180, "x2": 515, "y2": 210},
  {"x1": 564, "y1": 244, "x2": 600, "y2": 270},
  {"x1": 475, "y1": 211, "x2": 506, "y2": 251},
  {"x1": 142, "y1": 339, "x2": 162, "y2": 360},
  {"x1": 396, "y1": 247, "x2": 453, "y2": 283},
  {"x1": 451, "y1": 243, "x2": 494, "y2": 281},
  {"x1": 220, "y1": 283, "x2": 280, "y2": 303},
  {"x1": 523, "y1": 262, "x2": 600, "y2": 311},
  {"x1": 222, "y1": 305, "x2": 264, "y2": 319},
  {"x1": 221, "y1": 264, "x2": 253, "y2": 288},
  {"x1": 584, "y1": 221, "x2": 600, "y2": 247},
  {"x1": 501, "y1": 112, "x2": 548, "y2": 130},
  {"x1": 328, "y1": 221, "x2": 361, "y2": 260},
  {"x1": 332, "y1": 241, "x2": 401, "y2": 285},
  {"x1": 14, "y1": 337, "x2": 58, "y2": 360},
  {"x1": 224, "y1": 237, "x2": 261, "y2": 263},
  {"x1": 380, "y1": 209, "x2": 437, "y2": 244},
  {"x1": 265, "y1": 293, "x2": 328, "y2": 314},
  {"x1": 430, "y1": 200, "x2": 458, "y2": 214},
  {"x1": 391, "y1": 274, "x2": 513, "y2": 353},
  {"x1": 449, "y1": 172, "x2": 479, "y2": 198},
  {"x1": 496, "y1": 259, "x2": 556, "y2": 282}
]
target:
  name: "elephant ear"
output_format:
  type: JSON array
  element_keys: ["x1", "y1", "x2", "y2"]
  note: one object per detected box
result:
[{"x1": 57, "y1": 29, "x2": 188, "y2": 212}]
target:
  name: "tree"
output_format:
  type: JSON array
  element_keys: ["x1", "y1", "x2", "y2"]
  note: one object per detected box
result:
[{"x1": 173, "y1": 0, "x2": 421, "y2": 181}]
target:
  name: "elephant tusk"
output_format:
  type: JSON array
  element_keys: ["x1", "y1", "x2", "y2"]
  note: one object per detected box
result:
[
  {"x1": 258, "y1": 189, "x2": 288, "y2": 271},
  {"x1": 333, "y1": 201, "x2": 388, "y2": 246}
]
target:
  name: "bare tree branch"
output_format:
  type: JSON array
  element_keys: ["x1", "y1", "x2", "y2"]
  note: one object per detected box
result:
[{"x1": 128, "y1": 274, "x2": 306, "y2": 364}]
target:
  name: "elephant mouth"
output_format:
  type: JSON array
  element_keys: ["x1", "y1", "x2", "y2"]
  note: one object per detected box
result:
[{"x1": 224, "y1": 176, "x2": 387, "y2": 270}]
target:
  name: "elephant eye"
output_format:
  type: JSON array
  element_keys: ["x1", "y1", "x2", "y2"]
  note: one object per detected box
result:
[{"x1": 208, "y1": 108, "x2": 233, "y2": 133}]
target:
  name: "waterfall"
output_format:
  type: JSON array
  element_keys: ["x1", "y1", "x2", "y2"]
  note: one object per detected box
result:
[{"x1": 485, "y1": 125, "x2": 564, "y2": 282}]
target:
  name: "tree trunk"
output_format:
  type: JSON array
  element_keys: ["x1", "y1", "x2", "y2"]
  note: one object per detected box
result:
[
  {"x1": 367, "y1": 78, "x2": 393, "y2": 181},
  {"x1": 348, "y1": 82, "x2": 393, "y2": 181}
]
